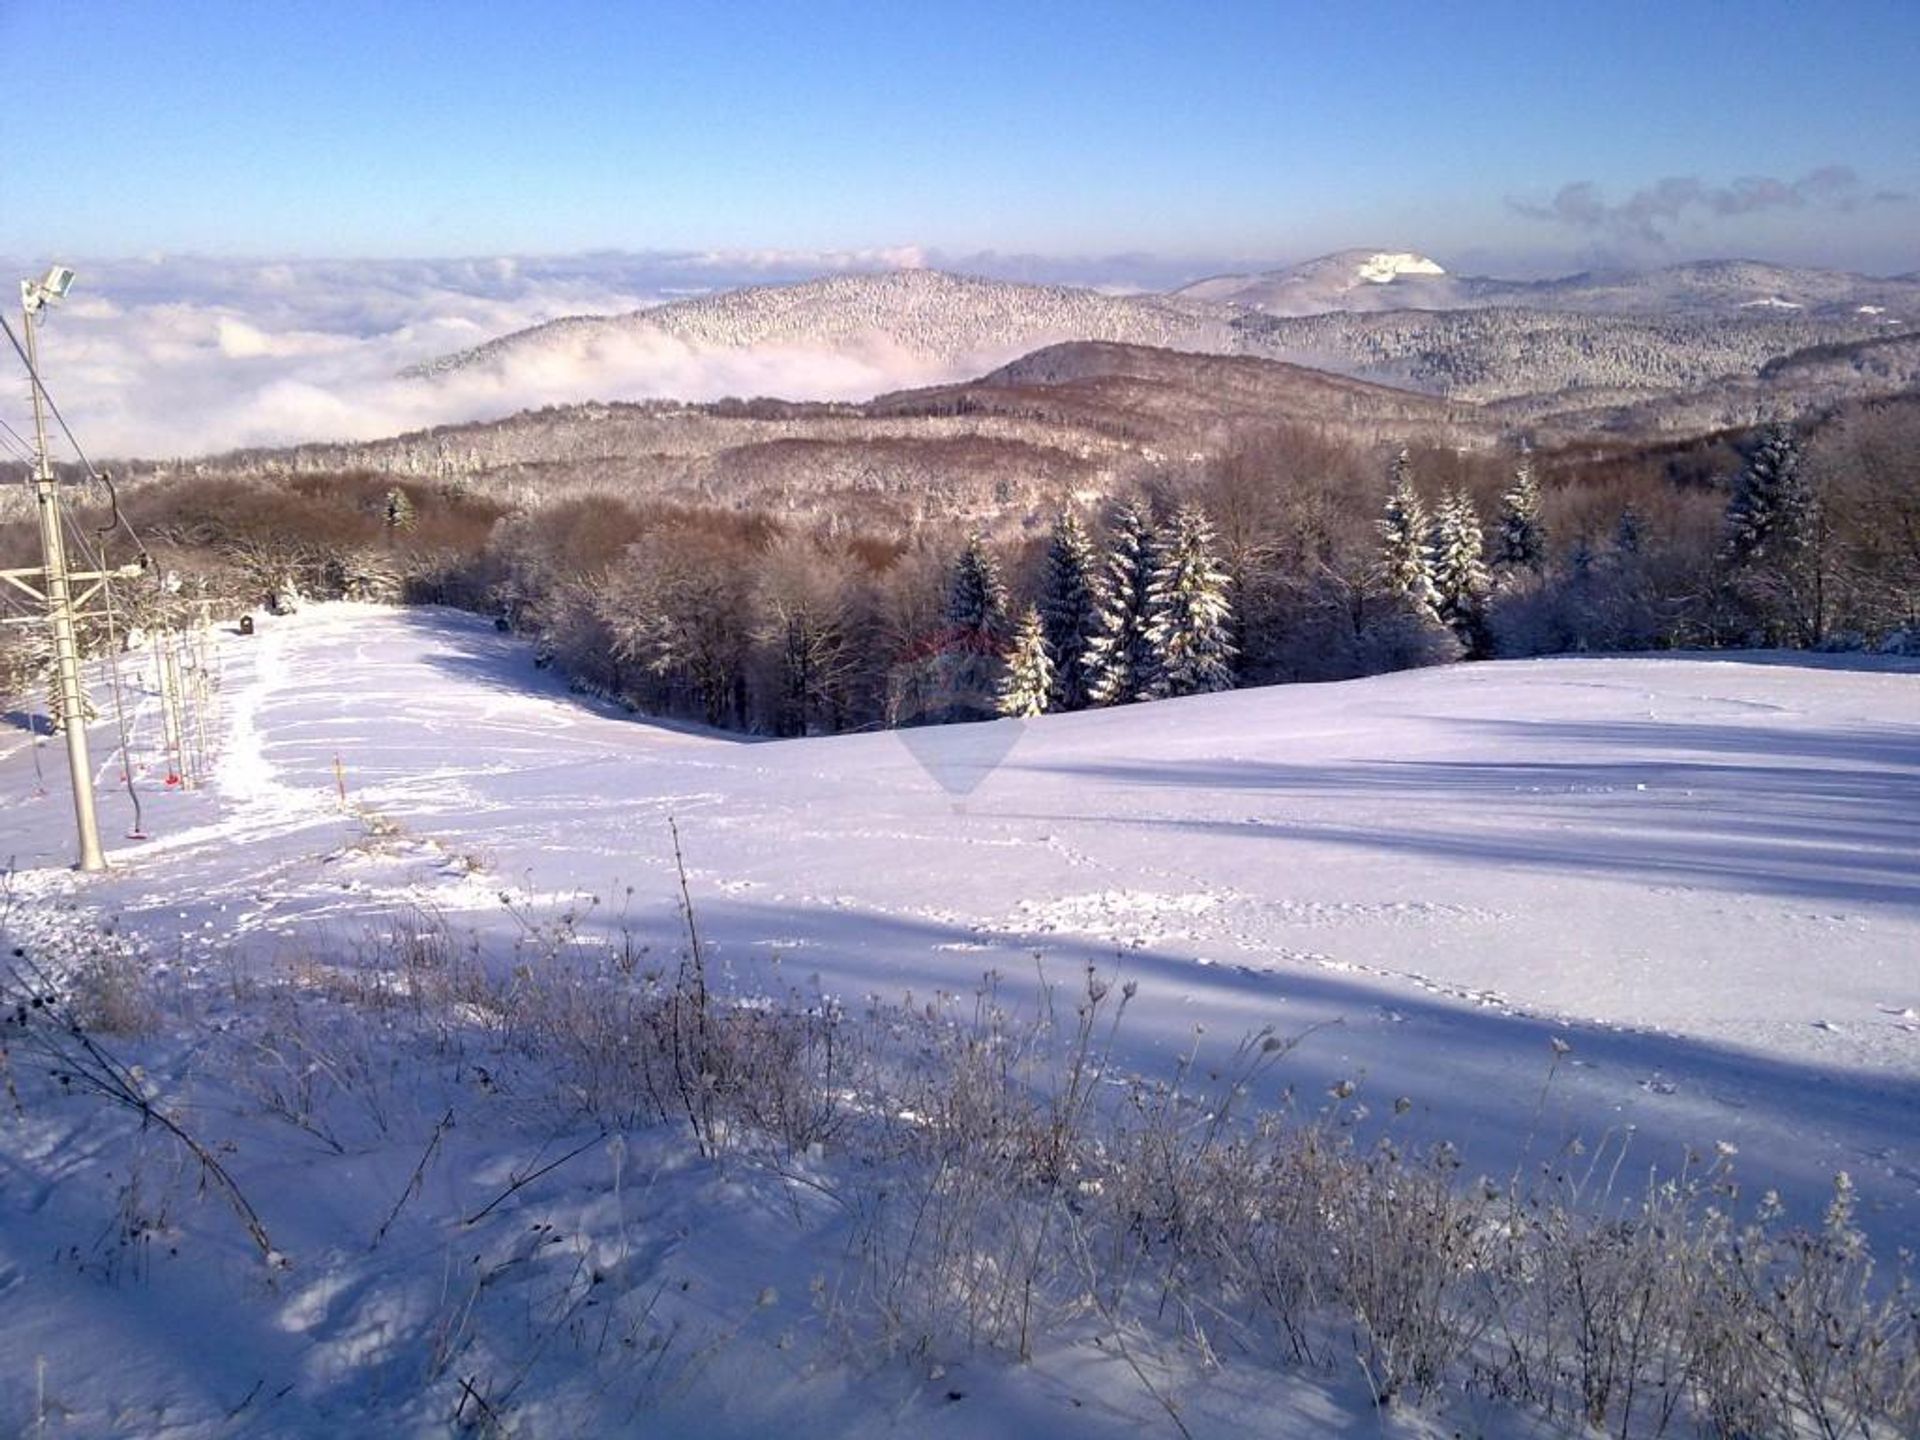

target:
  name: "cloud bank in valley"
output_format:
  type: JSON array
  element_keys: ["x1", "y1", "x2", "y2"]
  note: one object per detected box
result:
[{"x1": 3, "y1": 249, "x2": 1237, "y2": 462}]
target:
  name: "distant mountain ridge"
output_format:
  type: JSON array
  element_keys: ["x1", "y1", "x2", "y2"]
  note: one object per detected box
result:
[
  {"x1": 1182, "y1": 252, "x2": 1920, "y2": 320},
  {"x1": 157, "y1": 331, "x2": 1920, "y2": 539},
  {"x1": 407, "y1": 269, "x2": 1230, "y2": 379},
  {"x1": 400, "y1": 251, "x2": 1919, "y2": 429},
  {"x1": 1174, "y1": 249, "x2": 1471, "y2": 315}
]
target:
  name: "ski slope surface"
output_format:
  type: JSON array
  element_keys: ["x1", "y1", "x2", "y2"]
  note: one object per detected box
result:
[{"x1": 2, "y1": 604, "x2": 1916, "y2": 1436}]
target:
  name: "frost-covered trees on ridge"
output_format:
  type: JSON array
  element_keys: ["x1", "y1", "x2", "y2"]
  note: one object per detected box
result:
[{"x1": 78, "y1": 404, "x2": 1919, "y2": 742}]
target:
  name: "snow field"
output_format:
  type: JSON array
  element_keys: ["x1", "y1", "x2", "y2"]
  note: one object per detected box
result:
[{"x1": 1, "y1": 603, "x2": 1916, "y2": 1437}]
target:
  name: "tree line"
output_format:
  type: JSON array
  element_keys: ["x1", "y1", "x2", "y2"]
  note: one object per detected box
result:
[{"x1": 3, "y1": 400, "x2": 1915, "y2": 736}]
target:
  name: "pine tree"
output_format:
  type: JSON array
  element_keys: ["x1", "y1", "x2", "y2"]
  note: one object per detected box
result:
[
  {"x1": 1430, "y1": 488, "x2": 1491, "y2": 654},
  {"x1": 1493, "y1": 456, "x2": 1547, "y2": 573},
  {"x1": 1599, "y1": 506, "x2": 1657, "y2": 650},
  {"x1": 997, "y1": 605, "x2": 1054, "y2": 718},
  {"x1": 1561, "y1": 534, "x2": 1599, "y2": 650},
  {"x1": 1038, "y1": 512, "x2": 1099, "y2": 711},
  {"x1": 1721, "y1": 420, "x2": 1826, "y2": 644},
  {"x1": 1723, "y1": 421, "x2": 1813, "y2": 567},
  {"x1": 1378, "y1": 449, "x2": 1440, "y2": 619},
  {"x1": 1142, "y1": 506, "x2": 1236, "y2": 698},
  {"x1": 940, "y1": 535, "x2": 1009, "y2": 721},
  {"x1": 1083, "y1": 502, "x2": 1162, "y2": 706},
  {"x1": 946, "y1": 534, "x2": 1007, "y2": 639}
]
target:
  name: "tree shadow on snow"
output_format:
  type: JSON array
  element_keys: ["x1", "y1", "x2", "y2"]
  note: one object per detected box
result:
[{"x1": 1006, "y1": 717, "x2": 1920, "y2": 909}]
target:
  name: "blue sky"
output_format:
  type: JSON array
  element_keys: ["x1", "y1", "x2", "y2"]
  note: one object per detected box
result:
[{"x1": 4, "y1": 0, "x2": 1917, "y2": 274}]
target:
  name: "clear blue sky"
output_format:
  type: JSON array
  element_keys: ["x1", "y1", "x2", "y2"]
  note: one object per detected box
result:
[{"x1": 5, "y1": 0, "x2": 1917, "y2": 272}]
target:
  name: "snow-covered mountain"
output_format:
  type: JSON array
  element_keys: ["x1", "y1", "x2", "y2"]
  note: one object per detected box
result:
[
  {"x1": 1520, "y1": 258, "x2": 1920, "y2": 319},
  {"x1": 1181, "y1": 252, "x2": 1920, "y2": 321},
  {"x1": 1175, "y1": 248, "x2": 1466, "y2": 314},
  {"x1": 399, "y1": 253, "x2": 1918, "y2": 423},
  {"x1": 408, "y1": 268, "x2": 1233, "y2": 387}
]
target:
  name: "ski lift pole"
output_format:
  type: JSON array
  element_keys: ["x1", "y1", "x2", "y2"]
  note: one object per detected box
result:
[
  {"x1": 190, "y1": 641, "x2": 212, "y2": 776},
  {"x1": 155, "y1": 628, "x2": 185, "y2": 787},
  {"x1": 21, "y1": 267, "x2": 104, "y2": 870},
  {"x1": 168, "y1": 638, "x2": 195, "y2": 787},
  {"x1": 178, "y1": 629, "x2": 209, "y2": 784}
]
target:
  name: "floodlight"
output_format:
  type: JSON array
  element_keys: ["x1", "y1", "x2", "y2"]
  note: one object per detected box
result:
[{"x1": 21, "y1": 263, "x2": 76, "y2": 316}]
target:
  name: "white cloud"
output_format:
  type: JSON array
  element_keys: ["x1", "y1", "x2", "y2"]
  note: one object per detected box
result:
[{"x1": 0, "y1": 248, "x2": 1235, "y2": 459}]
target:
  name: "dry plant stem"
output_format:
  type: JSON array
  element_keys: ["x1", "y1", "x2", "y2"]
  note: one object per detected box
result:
[
  {"x1": 666, "y1": 814, "x2": 717, "y2": 1152},
  {"x1": 372, "y1": 1106, "x2": 455, "y2": 1249},
  {"x1": 463, "y1": 1131, "x2": 603, "y2": 1226},
  {"x1": 6, "y1": 951, "x2": 276, "y2": 1262}
]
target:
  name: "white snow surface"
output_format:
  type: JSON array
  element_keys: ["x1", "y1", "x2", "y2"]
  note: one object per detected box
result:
[
  {"x1": 3, "y1": 604, "x2": 1917, "y2": 1436},
  {"x1": 1355, "y1": 252, "x2": 1447, "y2": 283}
]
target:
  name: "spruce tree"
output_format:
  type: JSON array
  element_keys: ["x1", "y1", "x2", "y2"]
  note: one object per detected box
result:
[
  {"x1": 1143, "y1": 506, "x2": 1237, "y2": 697},
  {"x1": 1378, "y1": 449, "x2": 1440, "y2": 620},
  {"x1": 947, "y1": 534, "x2": 1008, "y2": 639},
  {"x1": 997, "y1": 605, "x2": 1054, "y2": 718},
  {"x1": 1723, "y1": 421, "x2": 1813, "y2": 566},
  {"x1": 1083, "y1": 502, "x2": 1162, "y2": 706},
  {"x1": 1722, "y1": 420, "x2": 1825, "y2": 643},
  {"x1": 1430, "y1": 488, "x2": 1491, "y2": 654},
  {"x1": 1038, "y1": 511, "x2": 1100, "y2": 711},
  {"x1": 941, "y1": 534, "x2": 1008, "y2": 720},
  {"x1": 1493, "y1": 456, "x2": 1547, "y2": 573}
]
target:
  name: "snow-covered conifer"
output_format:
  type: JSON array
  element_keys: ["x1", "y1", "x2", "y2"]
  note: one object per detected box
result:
[
  {"x1": 940, "y1": 535, "x2": 1008, "y2": 720},
  {"x1": 1723, "y1": 421, "x2": 1813, "y2": 566},
  {"x1": 1493, "y1": 456, "x2": 1547, "y2": 573},
  {"x1": 1430, "y1": 488, "x2": 1491, "y2": 653},
  {"x1": 997, "y1": 605, "x2": 1054, "y2": 718},
  {"x1": 947, "y1": 534, "x2": 1007, "y2": 640},
  {"x1": 1083, "y1": 502, "x2": 1162, "y2": 705},
  {"x1": 1377, "y1": 449, "x2": 1440, "y2": 619},
  {"x1": 1721, "y1": 421, "x2": 1828, "y2": 644},
  {"x1": 1143, "y1": 506, "x2": 1236, "y2": 698},
  {"x1": 1038, "y1": 512, "x2": 1099, "y2": 711}
]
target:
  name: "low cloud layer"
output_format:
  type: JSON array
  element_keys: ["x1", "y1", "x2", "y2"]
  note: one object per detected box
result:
[
  {"x1": 1510, "y1": 166, "x2": 1908, "y2": 246},
  {"x1": 1, "y1": 249, "x2": 1231, "y2": 460}
]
